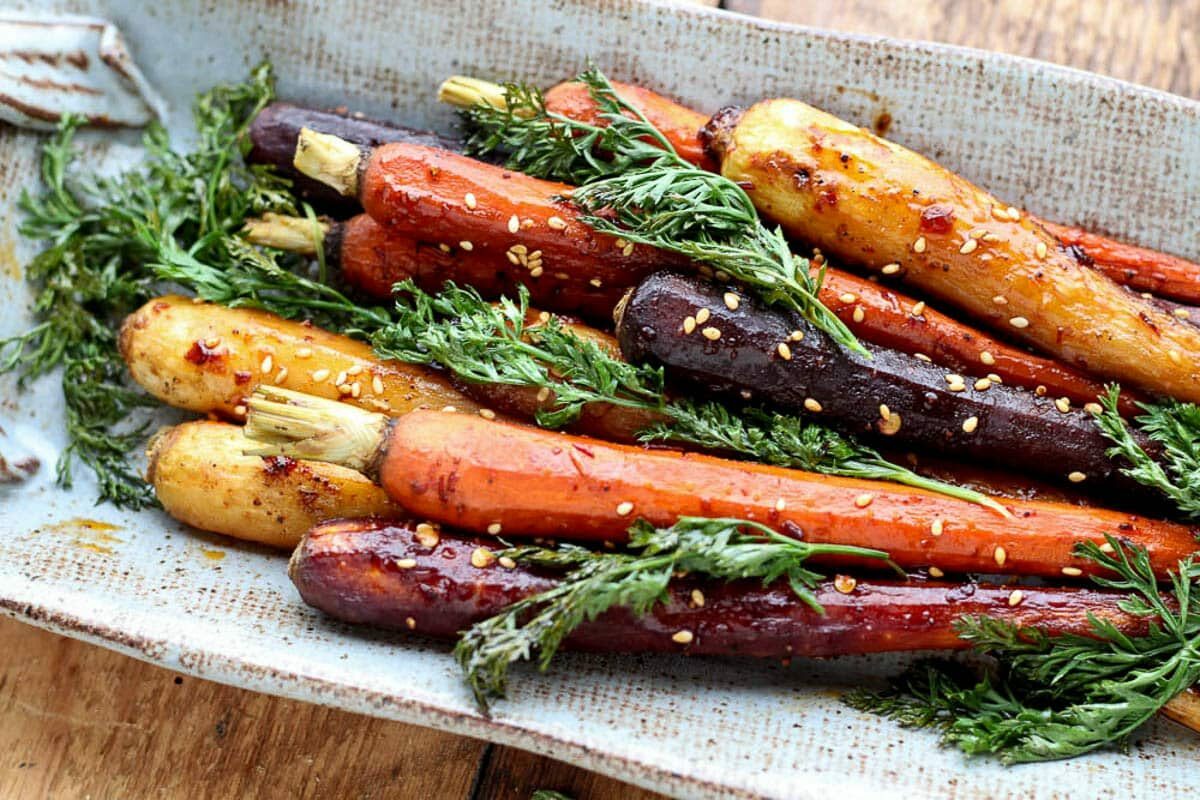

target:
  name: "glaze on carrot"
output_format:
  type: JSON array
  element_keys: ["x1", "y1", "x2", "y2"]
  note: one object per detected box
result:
[
  {"x1": 363, "y1": 410, "x2": 1197, "y2": 580},
  {"x1": 292, "y1": 517, "x2": 1152, "y2": 652}
]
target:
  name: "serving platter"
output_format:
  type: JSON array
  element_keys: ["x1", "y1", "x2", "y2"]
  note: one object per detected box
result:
[{"x1": 2, "y1": 1, "x2": 1198, "y2": 797}]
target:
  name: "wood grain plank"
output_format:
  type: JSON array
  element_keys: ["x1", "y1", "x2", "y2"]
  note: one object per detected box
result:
[
  {"x1": 0, "y1": 618, "x2": 486, "y2": 799},
  {"x1": 726, "y1": 0, "x2": 1200, "y2": 98},
  {"x1": 473, "y1": 744, "x2": 665, "y2": 800}
]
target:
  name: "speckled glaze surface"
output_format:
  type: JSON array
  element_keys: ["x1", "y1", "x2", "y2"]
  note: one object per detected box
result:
[{"x1": 1, "y1": 2, "x2": 1198, "y2": 798}]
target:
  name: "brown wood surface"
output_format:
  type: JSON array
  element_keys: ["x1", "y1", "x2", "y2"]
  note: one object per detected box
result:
[{"x1": 3, "y1": 2, "x2": 1196, "y2": 799}]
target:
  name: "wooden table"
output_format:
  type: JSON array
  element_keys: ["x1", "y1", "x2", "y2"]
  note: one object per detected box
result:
[{"x1": 4, "y1": 2, "x2": 1197, "y2": 798}]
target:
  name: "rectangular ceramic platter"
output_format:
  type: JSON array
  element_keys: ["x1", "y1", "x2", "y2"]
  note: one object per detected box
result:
[{"x1": 2, "y1": 1, "x2": 1197, "y2": 797}]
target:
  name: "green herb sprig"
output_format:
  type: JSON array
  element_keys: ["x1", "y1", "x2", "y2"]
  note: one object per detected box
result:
[
  {"x1": 2, "y1": 64, "x2": 308, "y2": 506},
  {"x1": 456, "y1": 516, "x2": 892, "y2": 709},
  {"x1": 456, "y1": 68, "x2": 866, "y2": 357},
  {"x1": 1093, "y1": 385, "x2": 1200, "y2": 521},
  {"x1": 3, "y1": 64, "x2": 402, "y2": 507},
  {"x1": 847, "y1": 535, "x2": 1200, "y2": 763},
  {"x1": 372, "y1": 279, "x2": 1005, "y2": 512}
]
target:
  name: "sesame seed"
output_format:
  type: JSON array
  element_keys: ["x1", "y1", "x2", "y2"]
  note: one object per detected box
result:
[
  {"x1": 471, "y1": 548, "x2": 496, "y2": 568},
  {"x1": 1061, "y1": 566, "x2": 1083, "y2": 577},
  {"x1": 1035, "y1": 385, "x2": 1048, "y2": 396},
  {"x1": 336, "y1": 383, "x2": 352, "y2": 396},
  {"x1": 789, "y1": 330, "x2": 805, "y2": 341},
  {"x1": 839, "y1": 292, "x2": 857, "y2": 304},
  {"x1": 350, "y1": 382, "x2": 362, "y2": 398},
  {"x1": 834, "y1": 574, "x2": 857, "y2": 594},
  {"x1": 991, "y1": 205, "x2": 1008, "y2": 221},
  {"x1": 439, "y1": 243, "x2": 451, "y2": 253},
  {"x1": 616, "y1": 501, "x2": 635, "y2": 516},
  {"x1": 931, "y1": 518, "x2": 944, "y2": 536},
  {"x1": 415, "y1": 523, "x2": 439, "y2": 548},
  {"x1": 441, "y1": 405, "x2": 458, "y2": 413},
  {"x1": 1068, "y1": 471, "x2": 1087, "y2": 483},
  {"x1": 1008, "y1": 589, "x2": 1024, "y2": 607},
  {"x1": 683, "y1": 316, "x2": 697, "y2": 334},
  {"x1": 1009, "y1": 316, "x2": 1030, "y2": 329},
  {"x1": 521, "y1": 218, "x2": 534, "y2": 229},
  {"x1": 464, "y1": 192, "x2": 477, "y2": 210},
  {"x1": 724, "y1": 292, "x2": 740, "y2": 310},
  {"x1": 260, "y1": 355, "x2": 273, "y2": 374},
  {"x1": 346, "y1": 365, "x2": 363, "y2": 376},
  {"x1": 987, "y1": 373, "x2": 1002, "y2": 384},
  {"x1": 614, "y1": 238, "x2": 628, "y2": 250},
  {"x1": 672, "y1": 630, "x2": 694, "y2": 645},
  {"x1": 497, "y1": 556, "x2": 516, "y2": 569},
  {"x1": 982, "y1": 233, "x2": 1001, "y2": 242},
  {"x1": 372, "y1": 376, "x2": 385, "y2": 394},
  {"x1": 295, "y1": 347, "x2": 312, "y2": 359},
  {"x1": 1170, "y1": 349, "x2": 1184, "y2": 366},
  {"x1": 913, "y1": 236, "x2": 927, "y2": 253},
  {"x1": 622, "y1": 243, "x2": 635, "y2": 256},
  {"x1": 980, "y1": 350, "x2": 995, "y2": 366},
  {"x1": 695, "y1": 308, "x2": 711, "y2": 324},
  {"x1": 971, "y1": 378, "x2": 990, "y2": 392},
  {"x1": 993, "y1": 546, "x2": 1007, "y2": 567},
  {"x1": 311, "y1": 369, "x2": 330, "y2": 382},
  {"x1": 1175, "y1": 308, "x2": 1191, "y2": 319},
  {"x1": 854, "y1": 493, "x2": 874, "y2": 508},
  {"x1": 928, "y1": 566, "x2": 945, "y2": 578},
  {"x1": 1055, "y1": 397, "x2": 1071, "y2": 413},
  {"x1": 405, "y1": 617, "x2": 416, "y2": 630},
  {"x1": 1099, "y1": 541, "x2": 1116, "y2": 554},
  {"x1": 945, "y1": 373, "x2": 965, "y2": 385},
  {"x1": 993, "y1": 295, "x2": 1008, "y2": 305},
  {"x1": 714, "y1": 270, "x2": 730, "y2": 282},
  {"x1": 459, "y1": 240, "x2": 474, "y2": 251},
  {"x1": 204, "y1": 337, "x2": 222, "y2": 349},
  {"x1": 530, "y1": 266, "x2": 544, "y2": 278},
  {"x1": 691, "y1": 589, "x2": 706, "y2": 607},
  {"x1": 804, "y1": 398, "x2": 823, "y2": 413},
  {"x1": 1006, "y1": 206, "x2": 1021, "y2": 221},
  {"x1": 505, "y1": 250, "x2": 520, "y2": 266},
  {"x1": 547, "y1": 215, "x2": 567, "y2": 230},
  {"x1": 1035, "y1": 240, "x2": 1048, "y2": 259},
  {"x1": 334, "y1": 370, "x2": 348, "y2": 386},
  {"x1": 879, "y1": 412, "x2": 902, "y2": 435},
  {"x1": 507, "y1": 215, "x2": 520, "y2": 234},
  {"x1": 881, "y1": 263, "x2": 901, "y2": 275},
  {"x1": 396, "y1": 558, "x2": 417, "y2": 569},
  {"x1": 879, "y1": 404, "x2": 891, "y2": 421},
  {"x1": 777, "y1": 342, "x2": 793, "y2": 360},
  {"x1": 274, "y1": 367, "x2": 289, "y2": 385},
  {"x1": 775, "y1": 497, "x2": 787, "y2": 512},
  {"x1": 486, "y1": 522, "x2": 502, "y2": 535},
  {"x1": 536, "y1": 387, "x2": 552, "y2": 402},
  {"x1": 588, "y1": 277, "x2": 602, "y2": 287},
  {"x1": 701, "y1": 326, "x2": 722, "y2": 341},
  {"x1": 1143, "y1": 292, "x2": 1154, "y2": 299},
  {"x1": 479, "y1": 408, "x2": 496, "y2": 420},
  {"x1": 1084, "y1": 402, "x2": 1103, "y2": 415},
  {"x1": 911, "y1": 301, "x2": 926, "y2": 317},
  {"x1": 969, "y1": 228, "x2": 986, "y2": 239},
  {"x1": 962, "y1": 416, "x2": 979, "y2": 433},
  {"x1": 529, "y1": 249, "x2": 542, "y2": 261},
  {"x1": 233, "y1": 404, "x2": 247, "y2": 416},
  {"x1": 960, "y1": 239, "x2": 978, "y2": 255},
  {"x1": 852, "y1": 306, "x2": 865, "y2": 323}
]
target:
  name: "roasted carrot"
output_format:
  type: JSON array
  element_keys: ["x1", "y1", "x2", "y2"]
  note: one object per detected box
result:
[
  {"x1": 119, "y1": 294, "x2": 481, "y2": 420},
  {"x1": 292, "y1": 134, "x2": 682, "y2": 300},
  {"x1": 542, "y1": 79, "x2": 716, "y2": 171},
  {"x1": 703, "y1": 101, "x2": 1200, "y2": 403},
  {"x1": 292, "y1": 517, "x2": 1150, "y2": 653},
  {"x1": 1038, "y1": 218, "x2": 1200, "y2": 306},
  {"x1": 244, "y1": 391, "x2": 1200, "y2": 580},
  {"x1": 147, "y1": 421, "x2": 401, "y2": 548}
]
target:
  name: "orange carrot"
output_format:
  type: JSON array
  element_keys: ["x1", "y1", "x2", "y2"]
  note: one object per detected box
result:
[{"x1": 368, "y1": 410, "x2": 1196, "y2": 580}]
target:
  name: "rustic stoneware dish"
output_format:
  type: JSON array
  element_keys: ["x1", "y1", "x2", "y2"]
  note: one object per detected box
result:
[{"x1": 2, "y1": 1, "x2": 1198, "y2": 797}]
